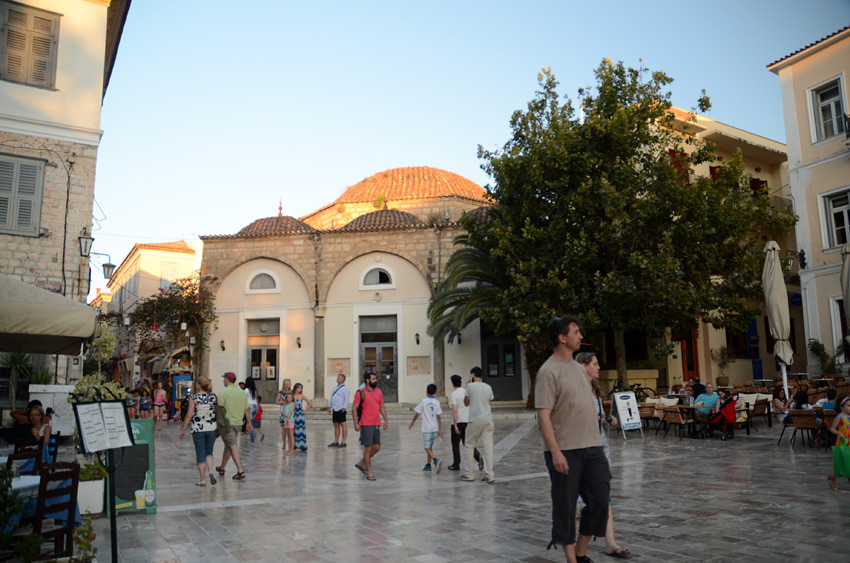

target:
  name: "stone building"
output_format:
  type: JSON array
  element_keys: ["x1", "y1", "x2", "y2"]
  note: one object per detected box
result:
[
  {"x1": 0, "y1": 0, "x2": 130, "y2": 392},
  {"x1": 199, "y1": 166, "x2": 524, "y2": 403}
]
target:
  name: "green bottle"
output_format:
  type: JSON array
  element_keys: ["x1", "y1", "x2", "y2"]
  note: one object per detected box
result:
[{"x1": 143, "y1": 470, "x2": 155, "y2": 507}]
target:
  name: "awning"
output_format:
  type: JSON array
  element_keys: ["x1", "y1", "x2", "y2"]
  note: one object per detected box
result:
[{"x1": 0, "y1": 274, "x2": 98, "y2": 355}]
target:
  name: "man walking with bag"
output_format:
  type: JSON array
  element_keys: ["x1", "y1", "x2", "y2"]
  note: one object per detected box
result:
[{"x1": 216, "y1": 372, "x2": 251, "y2": 481}]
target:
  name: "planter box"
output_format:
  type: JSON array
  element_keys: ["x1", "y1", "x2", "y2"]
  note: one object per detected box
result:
[{"x1": 78, "y1": 479, "x2": 104, "y2": 515}]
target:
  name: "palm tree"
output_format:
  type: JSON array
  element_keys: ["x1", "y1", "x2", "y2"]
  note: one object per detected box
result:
[
  {"x1": 0, "y1": 352, "x2": 32, "y2": 412},
  {"x1": 427, "y1": 234, "x2": 509, "y2": 344}
]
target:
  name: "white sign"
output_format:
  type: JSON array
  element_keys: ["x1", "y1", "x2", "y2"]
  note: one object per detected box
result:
[
  {"x1": 73, "y1": 401, "x2": 134, "y2": 454},
  {"x1": 613, "y1": 391, "x2": 642, "y2": 431}
]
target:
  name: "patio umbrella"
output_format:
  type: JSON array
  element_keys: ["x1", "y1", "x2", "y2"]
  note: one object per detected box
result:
[
  {"x1": 762, "y1": 241, "x2": 793, "y2": 400},
  {"x1": 841, "y1": 244, "x2": 850, "y2": 347}
]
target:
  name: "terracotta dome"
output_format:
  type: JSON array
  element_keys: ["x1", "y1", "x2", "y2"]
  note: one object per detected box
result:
[
  {"x1": 339, "y1": 209, "x2": 426, "y2": 232},
  {"x1": 335, "y1": 166, "x2": 488, "y2": 204},
  {"x1": 237, "y1": 216, "x2": 316, "y2": 237}
]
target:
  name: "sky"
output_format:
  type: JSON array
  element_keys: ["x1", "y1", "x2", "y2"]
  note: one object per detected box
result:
[{"x1": 87, "y1": 0, "x2": 850, "y2": 298}]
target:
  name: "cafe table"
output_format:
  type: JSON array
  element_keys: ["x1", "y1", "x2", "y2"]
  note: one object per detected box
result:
[{"x1": 10, "y1": 475, "x2": 40, "y2": 498}]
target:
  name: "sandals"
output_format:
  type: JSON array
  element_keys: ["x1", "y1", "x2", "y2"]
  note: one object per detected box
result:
[
  {"x1": 216, "y1": 466, "x2": 225, "y2": 476},
  {"x1": 209, "y1": 473, "x2": 216, "y2": 486},
  {"x1": 195, "y1": 481, "x2": 206, "y2": 487},
  {"x1": 366, "y1": 474, "x2": 377, "y2": 481},
  {"x1": 232, "y1": 472, "x2": 246, "y2": 481},
  {"x1": 828, "y1": 475, "x2": 837, "y2": 491},
  {"x1": 355, "y1": 463, "x2": 367, "y2": 475}
]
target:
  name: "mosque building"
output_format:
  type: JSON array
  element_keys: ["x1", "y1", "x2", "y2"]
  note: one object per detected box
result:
[{"x1": 199, "y1": 166, "x2": 525, "y2": 403}]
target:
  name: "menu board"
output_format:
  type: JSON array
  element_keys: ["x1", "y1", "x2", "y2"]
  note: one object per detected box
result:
[{"x1": 73, "y1": 401, "x2": 135, "y2": 454}]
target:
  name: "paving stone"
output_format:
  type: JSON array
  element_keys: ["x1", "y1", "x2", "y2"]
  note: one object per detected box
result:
[{"x1": 85, "y1": 419, "x2": 848, "y2": 562}]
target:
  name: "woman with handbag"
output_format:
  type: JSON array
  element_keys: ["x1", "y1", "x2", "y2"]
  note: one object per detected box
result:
[{"x1": 179, "y1": 376, "x2": 218, "y2": 486}]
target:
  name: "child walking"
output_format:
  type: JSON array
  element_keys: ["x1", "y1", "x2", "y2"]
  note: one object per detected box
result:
[
  {"x1": 253, "y1": 396, "x2": 264, "y2": 442},
  {"x1": 828, "y1": 395, "x2": 850, "y2": 491},
  {"x1": 280, "y1": 393, "x2": 296, "y2": 454},
  {"x1": 409, "y1": 384, "x2": 443, "y2": 473}
]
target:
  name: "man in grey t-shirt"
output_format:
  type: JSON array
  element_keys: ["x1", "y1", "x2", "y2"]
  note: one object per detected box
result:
[{"x1": 461, "y1": 367, "x2": 495, "y2": 483}]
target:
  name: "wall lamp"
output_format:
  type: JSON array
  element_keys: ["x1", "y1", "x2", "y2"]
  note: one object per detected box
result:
[
  {"x1": 78, "y1": 227, "x2": 93, "y2": 257},
  {"x1": 415, "y1": 333, "x2": 420, "y2": 345},
  {"x1": 220, "y1": 340, "x2": 225, "y2": 351},
  {"x1": 296, "y1": 337, "x2": 302, "y2": 348},
  {"x1": 89, "y1": 252, "x2": 116, "y2": 279}
]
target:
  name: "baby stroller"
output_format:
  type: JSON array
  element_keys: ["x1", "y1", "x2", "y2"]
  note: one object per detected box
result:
[{"x1": 705, "y1": 399, "x2": 737, "y2": 440}]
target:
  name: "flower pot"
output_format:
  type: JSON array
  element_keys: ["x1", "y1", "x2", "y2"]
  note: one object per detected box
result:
[
  {"x1": 78, "y1": 479, "x2": 105, "y2": 515},
  {"x1": 716, "y1": 376, "x2": 729, "y2": 387}
]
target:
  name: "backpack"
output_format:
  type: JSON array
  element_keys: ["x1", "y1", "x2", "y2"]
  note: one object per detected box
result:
[
  {"x1": 214, "y1": 395, "x2": 232, "y2": 438},
  {"x1": 356, "y1": 388, "x2": 365, "y2": 422}
]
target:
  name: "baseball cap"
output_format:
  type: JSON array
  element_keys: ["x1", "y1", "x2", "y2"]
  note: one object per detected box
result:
[{"x1": 222, "y1": 372, "x2": 236, "y2": 383}]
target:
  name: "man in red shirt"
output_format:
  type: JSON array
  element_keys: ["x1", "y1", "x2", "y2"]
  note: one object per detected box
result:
[{"x1": 353, "y1": 372, "x2": 389, "y2": 481}]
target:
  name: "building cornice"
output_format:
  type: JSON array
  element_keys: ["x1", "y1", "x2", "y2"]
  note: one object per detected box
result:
[
  {"x1": 0, "y1": 113, "x2": 102, "y2": 146},
  {"x1": 767, "y1": 26, "x2": 850, "y2": 73}
]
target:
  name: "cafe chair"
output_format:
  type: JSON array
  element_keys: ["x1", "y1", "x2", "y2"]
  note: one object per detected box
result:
[
  {"x1": 746, "y1": 399, "x2": 771, "y2": 433},
  {"x1": 12, "y1": 461, "x2": 80, "y2": 560},
  {"x1": 6, "y1": 449, "x2": 41, "y2": 476},
  {"x1": 639, "y1": 404, "x2": 659, "y2": 431},
  {"x1": 661, "y1": 407, "x2": 693, "y2": 441},
  {"x1": 787, "y1": 409, "x2": 820, "y2": 449},
  {"x1": 45, "y1": 432, "x2": 60, "y2": 464},
  {"x1": 14, "y1": 440, "x2": 42, "y2": 455}
]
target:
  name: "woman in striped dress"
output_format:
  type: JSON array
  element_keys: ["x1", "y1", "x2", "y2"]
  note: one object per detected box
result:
[{"x1": 292, "y1": 383, "x2": 312, "y2": 452}]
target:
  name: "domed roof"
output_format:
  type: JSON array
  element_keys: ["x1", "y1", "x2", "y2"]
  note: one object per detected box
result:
[
  {"x1": 335, "y1": 166, "x2": 488, "y2": 204},
  {"x1": 339, "y1": 208, "x2": 426, "y2": 232},
  {"x1": 236, "y1": 216, "x2": 316, "y2": 237}
]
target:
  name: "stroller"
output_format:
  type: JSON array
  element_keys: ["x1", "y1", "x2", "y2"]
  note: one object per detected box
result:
[{"x1": 705, "y1": 398, "x2": 737, "y2": 440}]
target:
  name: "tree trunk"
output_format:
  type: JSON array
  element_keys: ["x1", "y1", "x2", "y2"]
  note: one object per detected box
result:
[
  {"x1": 614, "y1": 329, "x2": 629, "y2": 387},
  {"x1": 523, "y1": 333, "x2": 553, "y2": 409}
]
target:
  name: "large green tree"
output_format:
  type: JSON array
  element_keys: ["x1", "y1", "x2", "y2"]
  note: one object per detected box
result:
[{"x1": 432, "y1": 60, "x2": 796, "y2": 401}]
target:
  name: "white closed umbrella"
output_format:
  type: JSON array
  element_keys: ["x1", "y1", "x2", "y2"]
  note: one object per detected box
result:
[
  {"x1": 762, "y1": 241, "x2": 793, "y2": 400},
  {"x1": 840, "y1": 244, "x2": 850, "y2": 347}
]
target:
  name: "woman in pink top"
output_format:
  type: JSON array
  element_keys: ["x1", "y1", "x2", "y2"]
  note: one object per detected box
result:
[{"x1": 153, "y1": 382, "x2": 167, "y2": 431}]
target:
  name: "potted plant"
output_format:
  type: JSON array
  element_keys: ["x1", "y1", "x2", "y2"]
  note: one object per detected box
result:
[
  {"x1": 77, "y1": 459, "x2": 108, "y2": 515},
  {"x1": 710, "y1": 346, "x2": 734, "y2": 387}
]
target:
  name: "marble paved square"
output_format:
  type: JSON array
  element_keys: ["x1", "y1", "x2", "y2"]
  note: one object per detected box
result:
[{"x1": 90, "y1": 412, "x2": 849, "y2": 562}]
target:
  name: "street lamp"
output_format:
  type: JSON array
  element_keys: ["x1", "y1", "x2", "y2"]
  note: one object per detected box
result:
[
  {"x1": 78, "y1": 227, "x2": 93, "y2": 257},
  {"x1": 90, "y1": 251, "x2": 116, "y2": 280}
]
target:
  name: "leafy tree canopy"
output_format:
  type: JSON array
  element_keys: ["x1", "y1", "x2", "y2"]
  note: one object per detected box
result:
[{"x1": 435, "y1": 60, "x2": 796, "y2": 385}]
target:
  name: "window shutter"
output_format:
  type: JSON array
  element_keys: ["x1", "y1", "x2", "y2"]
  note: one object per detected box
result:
[
  {"x1": 28, "y1": 15, "x2": 54, "y2": 87},
  {"x1": 14, "y1": 161, "x2": 39, "y2": 233},
  {"x1": 0, "y1": 159, "x2": 13, "y2": 230},
  {"x1": 3, "y1": 10, "x2": 28, "y2": 82}
]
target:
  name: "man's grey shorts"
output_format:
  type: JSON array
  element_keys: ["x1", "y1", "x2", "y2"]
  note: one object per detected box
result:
[
  {"x1": 222, "y1": 427, "x2": 239, "y2": 448},
  {"x1": 360, "y1": 425, "x2": 381, "y2": 446}
]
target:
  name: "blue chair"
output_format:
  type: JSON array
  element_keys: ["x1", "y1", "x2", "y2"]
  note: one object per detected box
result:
[{"x1": 13, "y1": 462, "x2": 81, "y2": 559}]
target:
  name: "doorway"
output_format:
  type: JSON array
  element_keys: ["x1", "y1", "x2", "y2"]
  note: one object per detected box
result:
[
  {"x1": 679, "y1": 328, "x2": 699, "y2": 381},
  {"x1": 481, "y1": 330, "x2": 522, "y2": 400},
  {"x1": 360, "y1": 316, "x2": 398, "y2": 403},
  {"x1": 247, "y1": 319, "x2": 279, "y2": 400}
]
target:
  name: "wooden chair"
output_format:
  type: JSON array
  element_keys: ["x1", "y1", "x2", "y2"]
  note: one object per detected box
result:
[
  {"x1": 12, "y1": 461, "x2": 80, "y2": 560},
  {"x1": 639, "y1": 404, "x2": 659, "y2": 430},
  {"x1": 746, "y1": 399, "x2": 771, "y2": 432},
  {"x1": 758, "y1": 387, "x2": 769, "y2": 393},
  {"x1": 6, "y1": 449, "x2": 41, "y2": 476},
  {"x1": 787, "y1": 409, "x2": 820, "y2": 449},
  {"x1": 14, "y1": 440, "x2": 42, "y2": 455},
  {"x1": 661, "y1": 407, "x2": 693, "y2": 440},
  {"x1": 45, "y1": 432, "x2": 60, "y2": 464},
  {"x1": 733, "y1": 383, "x2": 745, "y2": 393}
]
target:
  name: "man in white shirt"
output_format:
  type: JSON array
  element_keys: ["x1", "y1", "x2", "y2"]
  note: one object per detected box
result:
[
  {"x1": 461, "y1": 367, "x2": 495, "y2": 483},
  {"x1": 448, "y1": 374, "x2": 481, "y2": 471},
  {"x1": 328, "y1": 373, "x2": 351, "y2": 447}
]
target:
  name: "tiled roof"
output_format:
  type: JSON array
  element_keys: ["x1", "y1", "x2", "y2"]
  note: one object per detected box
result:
[
  {"x1": 767, "y1": 25, "x2": 850, "y2": 68},
  {"x1": 464, "y1": 205, "x2": 497, "y2": 223},
  {"x1": 236, "y1": 216, "x2": 316, "y2": 237},
  {"x1": 338, "y1": 209, "x2": 427, "y2": 232},
  {"x1": 335, "y1": 166, "x2": 488, "y2": 204},
  {"x1": 135, "y1": 241, "x2": 194, "y2": 254}
]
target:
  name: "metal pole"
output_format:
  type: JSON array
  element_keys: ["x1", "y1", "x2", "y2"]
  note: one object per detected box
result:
[{"x1": 107, "y1": 449, "x2": 118, "y2": 563}]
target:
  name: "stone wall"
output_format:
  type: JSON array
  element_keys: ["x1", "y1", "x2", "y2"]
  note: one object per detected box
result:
[
  {"x1": 201, "y1": 225, "x2": 465, "y2": 308},
  {"x1": 0, "y1": 131, "x2": 97, "y2": 302}
]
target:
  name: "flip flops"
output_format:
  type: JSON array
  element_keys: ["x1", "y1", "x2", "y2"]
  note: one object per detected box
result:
[{"x1": 355, "y1": 463, "x2": 366, "y2": 475}]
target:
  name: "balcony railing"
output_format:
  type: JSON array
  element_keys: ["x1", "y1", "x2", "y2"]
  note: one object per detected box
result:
[
  {"x1": 770, "y1": 195, "x2": 793, "y2": 212},
  {"x1": 844, "y1": 114, "x2": 850, "y2": 139}
]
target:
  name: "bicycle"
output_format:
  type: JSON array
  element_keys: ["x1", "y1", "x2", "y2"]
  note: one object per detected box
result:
[{"x1": 607, "y1": 382, "x2": 656, "y2": 403}]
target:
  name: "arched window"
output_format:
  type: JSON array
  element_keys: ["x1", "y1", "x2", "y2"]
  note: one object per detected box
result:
[
  {"x1": 363, "y1": 268, "x2": 392, "y2": 286},
  {"x1": 249, "y1": 273, "x2": 276, "y2": 290}
]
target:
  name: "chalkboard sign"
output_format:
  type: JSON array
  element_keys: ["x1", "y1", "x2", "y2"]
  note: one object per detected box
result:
[{"x1": 107, "y1": 417, "x2": 156, "y2": 515}]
